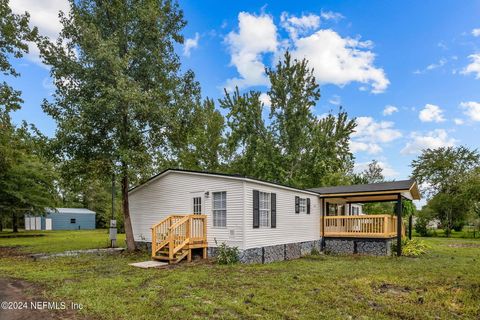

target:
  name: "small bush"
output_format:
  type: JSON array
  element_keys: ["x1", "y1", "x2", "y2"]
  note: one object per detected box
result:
[
  {"x1": 414, "y1": 217, "x2": 429, "y2": 237},
  {"x1": 215, "y1": 241, "x2": 239, "y2": 265},
  {"x1": 310, "y1": 247, "x2": 320, "y2": 256},
  {"x1": 392, "y1": 239, "x2": 429, "y2": 257}
]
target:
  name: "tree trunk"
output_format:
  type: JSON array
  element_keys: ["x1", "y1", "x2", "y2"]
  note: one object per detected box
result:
[
  {"x1": 12, "y1": 212, "x2": 18, "y2": 233},
  {"x1": 0, "y1": 216, "x2": 3, "y2": 232},
  {"x1": 121, "y1": 166, "x2": 136, "y2": 251}
]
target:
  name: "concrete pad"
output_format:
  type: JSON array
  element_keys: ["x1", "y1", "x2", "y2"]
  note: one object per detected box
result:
[{"x1": 129, "y1": 260, "x2": 168, "y2": 268}]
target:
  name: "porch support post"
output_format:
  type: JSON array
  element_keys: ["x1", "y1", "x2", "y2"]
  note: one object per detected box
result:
[
  {"x1": 408, "y1": 213, "x2": 413, "y2": 240},
  {"x1": 396, "y1": 193, "x2": 402, "y2": 256},
  {"x1": 321, "y1": 198, "x2": 325, "y2": 250}
]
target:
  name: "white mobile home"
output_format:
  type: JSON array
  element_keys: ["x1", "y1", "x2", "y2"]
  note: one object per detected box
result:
[{"x1": 129, "y1": 169, "x2": 420, "y2": 263}]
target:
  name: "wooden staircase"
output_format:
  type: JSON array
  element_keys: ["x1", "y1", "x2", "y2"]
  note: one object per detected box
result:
[{"x1": 151, "y1": 214, "x2": 207, "y2": 264}]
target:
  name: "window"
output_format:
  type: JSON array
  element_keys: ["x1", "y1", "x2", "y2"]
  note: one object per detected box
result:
[
  {"x1": 299, "y1": 198, "x2": 307, "y2": 214},
  {"x1": 352, "y1": 206, "x2": 359, "y2": 215},
  {"x1": 70, "y1": 218, "x2": 76, "y2": 224},
  {"x1": 259, "y1": 192, "x2": 270, "y2": 227},
  {"x1": 213, "y1": 191, "x2": 227, "y2": 227},
  {"x1": 193, "y1": 197, "x2": 202, "y2": 214}
]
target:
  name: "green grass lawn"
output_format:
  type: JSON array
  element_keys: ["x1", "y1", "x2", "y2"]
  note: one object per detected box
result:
[
  {"x1": 0, "y1": 231, "x2": 479, "y2": 319},
  {"x1": 0, "y1": 229, "x2": 126, "y2": 253}
]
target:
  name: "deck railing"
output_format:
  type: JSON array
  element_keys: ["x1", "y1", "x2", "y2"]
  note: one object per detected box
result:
[
  {"x1": 151, "y1": 214, "x2": 207, "y2": 261},
  {"x1": 324, "y1": 214, "x2": 404, "y2": 238}
]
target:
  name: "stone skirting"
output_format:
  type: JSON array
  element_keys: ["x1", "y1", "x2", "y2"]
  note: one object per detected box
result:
[
  {"x1": 323, "y1": 237, "x2": 393, "y2": 256},
  {"x1": 208, "y1": 240, "x2": 322, "y2": 264}
]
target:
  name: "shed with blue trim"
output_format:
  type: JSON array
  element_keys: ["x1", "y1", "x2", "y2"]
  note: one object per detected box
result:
[{"x1": 25, "y1": 208, "x2": 96, "y2": 231}]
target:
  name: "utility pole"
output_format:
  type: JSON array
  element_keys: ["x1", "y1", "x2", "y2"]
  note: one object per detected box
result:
[{"x1": 109, "y1": 173, "x2": 117, "y2": 248}]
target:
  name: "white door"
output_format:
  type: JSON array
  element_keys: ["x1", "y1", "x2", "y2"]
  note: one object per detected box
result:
[
  {"x1": 191, "y1": 192, "x2": 204, "y2": 215},
  {"x1": 45, "y1": 218, "x2": 52, "y2": 231},
  {"x1": 25, "y1": 217, "x2": 31, "y2": 230},
  {"x1": 35, "y1": 217, "x2": 41, "y2": 230}
]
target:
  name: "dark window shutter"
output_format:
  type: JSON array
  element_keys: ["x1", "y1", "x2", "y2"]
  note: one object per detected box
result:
[
  {"x1": 253, "y1": 190, "x2": 259, "y2": 228},
  {"x1": 295, "y1": 196, "x2": 300, "y2": 214},
  {"x1": 307, "y1": 198, "x2": 311, "y2": 214},
  {"x1": 271, "y1": 193, "x2": 276, "y2": 228}
]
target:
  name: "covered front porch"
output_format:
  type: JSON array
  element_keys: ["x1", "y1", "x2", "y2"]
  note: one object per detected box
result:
[{"x1": 309, "y1": 179, "x2": 420, "y2": 256}]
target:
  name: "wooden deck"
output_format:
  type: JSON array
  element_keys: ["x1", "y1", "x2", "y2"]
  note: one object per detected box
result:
[
  {"x1": 323, "y1": 214, "x2": 405, "y2": 238},
  {"x1": 151, "y1": 214, "x2": 207, "y2": 264}
]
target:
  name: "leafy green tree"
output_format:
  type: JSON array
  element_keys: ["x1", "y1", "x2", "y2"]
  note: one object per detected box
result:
[
  {"x1": 266, "y1": 51, "x2": 319, "y2": 186},
  {"x1": 0, "y1": 0, "x2": 37, "y2": 120},
  {"x1": 303, "y1": 110, "x2": 356, "y2": 188},
  {"x1": 412, "y1": 146, "x2": 480, "y2": 236},
  {"x1": 0, "y1": 124, "x2": 57, "y2": 232},
  {"x1": 38, "y1": 0, "x2": 198, "y2": 250},
  {"x1": 220, "y1": 88, "x2": 279, "y2": 180},
  {"x1": 0, "y1": 0, "x2": 55, "y2": 232},
  {"x1": 164, "y1": 97, "x2": 225, "y2": 171}
]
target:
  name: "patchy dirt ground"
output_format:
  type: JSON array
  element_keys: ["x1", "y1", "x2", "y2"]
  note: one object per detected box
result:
[{"x1": 0, "y1": 278, "x2": 90, "y2": 320}]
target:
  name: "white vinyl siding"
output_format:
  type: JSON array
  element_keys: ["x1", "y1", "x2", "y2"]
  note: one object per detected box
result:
[
  {"x1": 213, "y1": 191, "x2": 227, "y2": 228},
  {"x1": 259, "y1": 191, "x2": 270, "y2": 228},
  {"x1": 129, "y1": 171, "x2": 244, "y2": 248},
  {"x1": 244, "y1": 181, "x2": 321, "y2": 249}
]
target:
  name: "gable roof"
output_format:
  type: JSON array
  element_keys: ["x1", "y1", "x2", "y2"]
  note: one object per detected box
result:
[
  {"x1": 129, "y1": 169, "x2": 420, "y2": 201},
  {"x1": 128, "y1": 168, "x2": 319, "y2": 196}
]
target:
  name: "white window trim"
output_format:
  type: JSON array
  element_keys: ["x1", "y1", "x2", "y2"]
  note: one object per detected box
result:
[
  {"x1": 212, "y1": 191, "x2": 227, "y2": 228},
  {"x1": 259, "y1": 191, "x2": 271, "y2": 228}
]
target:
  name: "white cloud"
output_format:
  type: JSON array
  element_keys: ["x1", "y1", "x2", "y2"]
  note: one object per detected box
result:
[
  {"x1": 383, "y1": 105, "x2": 398, "y2": 116},
  {"x1": 320, "y1": 10, "x2": 344, "y2": 22},
  {"x1": 224, "y1": 11, "x2": 389, "y2": 94},
  {"x1": 414, "y1": 58, "x2": 447, "y2": 74},
  {"x1": 224, "y1": 12, "x2": 278, "y2": 90},
  {"x1": 418, "y1": 104, "x2": 445, "y2": 122},
  {"x1": 401, "y1": 129, "x2": 457, "y2": 155},
  {"x1": 350, "y1": 116, "x2": 402, "y2": 154},
  {"x1": 290, "y1": 29, "x2": 389, "y2": 93},
  {"x1": 259, "y1": 92, "x2": 271, "y2": 108},
  {"x1": 462, "y1": 53, "x2": 480, "y2": 78},
  {"x1": 354, "y1": 160, "x2": 398, "y2": 178},
  {"x1": 453, "y1": 118, "x2": 464, "y2": 125},
  {"x1": 10, "y1": 0, "x2": 70, "y2": 65},
  {"x1": 280, "y1": 12, "x2": 320, "y2": 39},
  {"x1": 472, "y1": 28, "x2": 480, "y2": 37},
  {"x1": 183, "y1": 33, "x2": 200, "y2": 57},
  {"x1": 460, "y1": 101, "x2": 480, "y2": 121}
]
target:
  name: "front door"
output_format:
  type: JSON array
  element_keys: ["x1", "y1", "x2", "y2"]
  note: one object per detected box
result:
[{"x1": 191, "y1": 192, "x2": 203, "y2": 215}]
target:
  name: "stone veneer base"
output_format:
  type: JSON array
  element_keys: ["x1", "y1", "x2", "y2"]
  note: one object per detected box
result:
[
  {"x1": 323, "y1": 237, "x2": 393, "y2": 256},
  {"x1": 135, "y1": 237, "x2": 392, "y2": 264}
]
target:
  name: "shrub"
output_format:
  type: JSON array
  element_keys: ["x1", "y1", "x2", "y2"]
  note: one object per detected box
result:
[
  {"x1": 215, "y1": 241, "x2": 239, "y2": 265},
  {"x1": 415, "y1": 217, "x2": 429, "y2": 237},
  {"x1": 392, "y1": 239, "x2": 429, "y2": 257}
]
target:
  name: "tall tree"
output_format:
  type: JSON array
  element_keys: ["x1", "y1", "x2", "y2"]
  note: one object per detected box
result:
[
  {"x1": 411, "y1": 146, "x2": 480, "y2": 235},
  {"x1": 38, "y1": 0, "x2": 198, "y2": 250},
  {"x1": 0, "y1": 0, "x2": 37, "y2": 120},
  {"x1": 362, "y1": 160, "x2": 384, "y2": 184},
  {"x1": 305, "y1": 110, "x2": 356, "y2": 188},
  {"x1": 411, "y1": 146, "x2": 480, "y2": 197},
  {"x1": 164, "y1": 97, "x2": 225, "y2": 171},
  {"x1": 266, "y1": 51, "x2": 319, "y2": 186},
  {"x1": 220, "y1": 88, "x2": 279, "y2": 180}
]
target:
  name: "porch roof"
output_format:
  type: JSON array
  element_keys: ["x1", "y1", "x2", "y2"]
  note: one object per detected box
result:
[{"x1": 308, "y1": 179, "x2": 421, "y2": 202}]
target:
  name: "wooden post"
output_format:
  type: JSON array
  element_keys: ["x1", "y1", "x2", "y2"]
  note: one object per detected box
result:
[
  {"x1": 408, "y1": 214, "x2": 413, "y2": 240},
  {"x1": 384, "y1": 215, "x2": 388, "y2": 236},
  {"x1": 396, "y1": 194, "x2": 402, "y2": 256}
]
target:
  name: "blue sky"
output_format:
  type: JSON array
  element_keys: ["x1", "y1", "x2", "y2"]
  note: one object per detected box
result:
[{"x1": 7, "y1": 0, "x2": 480, "y2": 189}]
